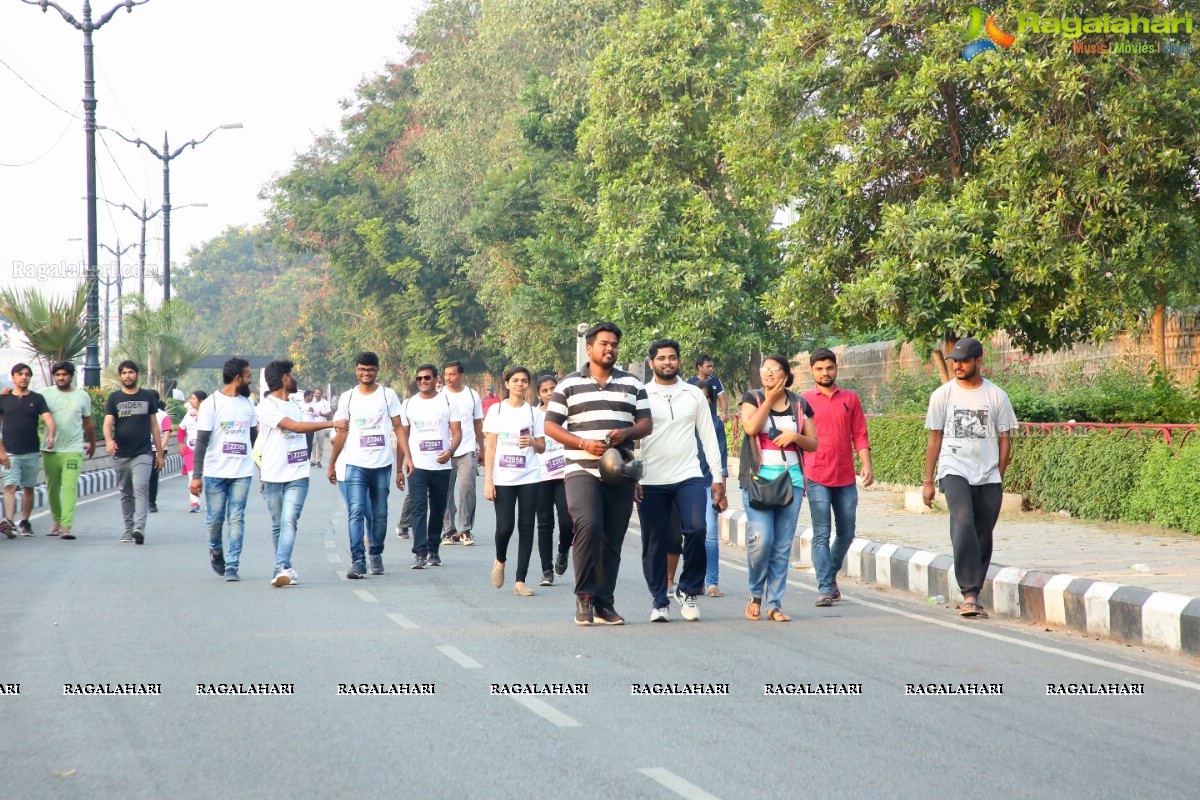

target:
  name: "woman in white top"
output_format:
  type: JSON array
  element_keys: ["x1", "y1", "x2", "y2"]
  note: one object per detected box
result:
[
  {"x1": 178, "y1": 391, "x2": 206, "y2": 512},
  {"x1": 483, "y1": 367, "x2": 546, "y2": 596},
  {"x1": 534, "y1": 375, "x2": 573, "y2": 587}
]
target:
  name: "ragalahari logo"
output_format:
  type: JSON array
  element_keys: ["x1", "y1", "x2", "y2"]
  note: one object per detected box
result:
[{"x1": 962, "y1": 6, "x2": 1015, "y2": 61}]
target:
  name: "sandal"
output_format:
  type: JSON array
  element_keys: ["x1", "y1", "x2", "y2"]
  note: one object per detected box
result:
[
  {"x1": 705, "y1": 585, "x2": 724, "y2": 598},
  {"x1": 959, "y1": 601, "x2": 981, "y2": 618},
  {"x1": 745, "y1": 596, "x2": 762, "y2": 621},
  {"x1": 766, "y1": 608, "x2": 791, "y2": 622}
]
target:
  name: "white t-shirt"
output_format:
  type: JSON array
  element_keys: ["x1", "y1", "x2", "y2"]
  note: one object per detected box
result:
[
  {"x1": 334, "y1": 385, "x2": 403, "y2": 469},
  {"x1": 196, "y1": 392, "x2": 257, "y2": 479},
  {"x1": 401, "y1": 393, "x2": 457, "y2": 471},
  {"x1": 302, "y1": 398, "x2": 331, "y2": 424},
  {"x1": 483, "y1": 401, "x2": 544, "y2": 486},
  {"x1": 925, "y1": 378, "x2": 1018, "y2": 485},
  {"x1": 536, "y1": 408, "x2": 567, "y2": 481},
  {"x1": 256, "y1": 395, "x2": 310, "y2": 483},
  {"x1": 179, "y1": 409, "x2": 199, "y2": 450},
  {"x1": 442, "y1": 387, "x2": 483, "y2": 456},
  {"x1": 150, "y1": 410, "x2": 170, "y2": 453}
]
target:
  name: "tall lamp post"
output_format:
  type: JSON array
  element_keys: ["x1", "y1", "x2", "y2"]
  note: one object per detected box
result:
[
  {"x1": 99, "y1": 240, "x2": 136, "y2": 349},
  {"x1": 21, "y1": 0, "x2": 151, "y2": 388},
  {"x1": 103, "y1": 124, "x2": 241, "y2": 301},
  {"x1": 100, "y1": 198, "x2": 206, "y2": 297}
]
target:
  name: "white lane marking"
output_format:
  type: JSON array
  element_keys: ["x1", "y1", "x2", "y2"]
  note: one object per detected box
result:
[
  {"x1": 324, "y1": 540, "x2": 335, "y2": 549},
  {"x1": 353, "y1": 589, "x2": 378, "y2": 603},
  {"x1": 509, "y1": 695, "x2": 581, "y2": 728},
  {"x1": 436, "y1": 645, "x2": 482, "y2": 669},
  {"x1": 335, "y1": 571, "x2": 347, "y2": 581},
  {"x1": 637, "y1": 768, "x2": 722, "y2": 800},
  {"x1": 723, "y1": 561, "x2": 1200, "y2": 692},
  {"x1": 27, "y1": 472, "x2": 183, "y2": 520},
  {"x1": 326, "y1": 553, "x2": 341, "y2": 563},
  {"x1": 386, "y1": 612, "x2": 420, "y2": 630}
]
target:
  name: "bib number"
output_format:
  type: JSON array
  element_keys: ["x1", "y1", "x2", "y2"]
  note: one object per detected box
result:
[
  {"x1": 419, "y1": 439, "x2": 444, "y2": 453},
  {"x1": 545, "y1": 455, "x2": 566, "y2": 474},
  {"x1": 360, "y1": 434, "x2": 386, "y2": 449},
  {"x1": 223, "y1": 441, "x2": 247, "y2": 456},
  {"x1": 499, "y1": 454, "x2": 526, "y2": 470}
]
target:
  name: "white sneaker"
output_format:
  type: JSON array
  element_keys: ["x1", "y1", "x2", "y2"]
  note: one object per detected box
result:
[
  {"x1": 271, "y1": 570, "x2": 291, "y2": 588},
  {"x1": 650, "y1": 606, "x2": 670, "y2": 623},
  {"x1": 285, "y1": 568, "x2": 299, "y2": 585},
  {"x1": 674, "y1": 587, "x2": 699, "y2": 621}
]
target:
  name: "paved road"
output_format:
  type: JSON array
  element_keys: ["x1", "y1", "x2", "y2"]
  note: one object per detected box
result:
[{"x1": 3, "y1": 470, "x2": 1199, "y2": 799}]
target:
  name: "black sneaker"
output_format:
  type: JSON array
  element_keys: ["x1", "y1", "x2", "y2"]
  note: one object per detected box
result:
[
  {"x1": 459, "y1": 531, "x2": 475, "y2": 546},
  {"x1": 369, "y1": 555, "x2": 384, "y2": 575},
  {"x1": 411, "y1": 555, "x2": 427, "y2": 570},
  {"x1": 132, "y1": 528, "x2": 144, "y2": 545},
  {"x1": 396, "y1": 524, "x2": 410, "y2": 540},
  {"x1": 427, "y1": 553, "x2": 442, "y2": 567},
  {"x1": 18, "y1": 519, "x2": 33, "y2": 536},
  {"x1": 539, "y1": 570, "x2": 553, "y2": 587},
  {"x1": 575, "y1": 596, "x2": 594, "y2": 626},
  {"x1": 210, "y1": 549, "x2": 226, "y2": 575},
  {"x1": 441, "y1": 532, "x2": 458, "y2": 546},
  {"x1": 554, "y1": 551, "x2": 568, "y2": 576},
  {"x1": 593, "y1": 604, "x2": 625, "y2": 625},
  {"x1": 149, "y1": 504, "x2": 158, "y2": 513},
  {"x1": 347, "y1": 561, "x2": 367, "y2": 579}
]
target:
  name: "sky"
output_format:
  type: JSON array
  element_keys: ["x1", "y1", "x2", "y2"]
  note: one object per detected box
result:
[{"x1": 1, "y1": 0, "x2": 425, "y2": 305}]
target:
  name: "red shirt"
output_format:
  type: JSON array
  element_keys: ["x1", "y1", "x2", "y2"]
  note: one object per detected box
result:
[
  {"x1": 800, "y1": 386, "x2": 869, "y2": 487},
  {"x1": 481, "y1": 396, "x2": 500, "y2": 417}
]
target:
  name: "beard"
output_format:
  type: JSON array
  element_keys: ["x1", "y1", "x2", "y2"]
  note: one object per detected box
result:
[
  {"x1": 237, "y1": 383, "x2": 251, "y2": 398},
  {"x1": 651, "y1": 365, "x2": 677, "y2": 381}
]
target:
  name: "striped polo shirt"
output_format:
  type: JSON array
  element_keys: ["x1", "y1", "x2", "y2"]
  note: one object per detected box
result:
[{"x1": 543, "y1": 365, "x2": 651, "y2": 479}]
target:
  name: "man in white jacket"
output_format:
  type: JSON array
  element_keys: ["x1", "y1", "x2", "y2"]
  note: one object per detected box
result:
[{"x1": 636, "y1": 339, "x2": 725, "y2": 622}]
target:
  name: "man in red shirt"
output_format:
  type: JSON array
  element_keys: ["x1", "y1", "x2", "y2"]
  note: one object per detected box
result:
[
  {"x1": 481, "y1": 385, "x2": 500, "y2": 417},
  {"x1": 801, "y1": 348, "x2": 873, "y2": 607}
]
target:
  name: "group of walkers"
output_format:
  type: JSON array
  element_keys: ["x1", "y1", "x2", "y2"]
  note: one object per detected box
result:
[{"x1": 1, "y1": 327, "x2": 1015, "y2": 625}]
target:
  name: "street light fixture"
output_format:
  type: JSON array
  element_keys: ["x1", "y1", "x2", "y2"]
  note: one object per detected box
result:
[
  {"x1": 21, "y1": 0, "x2": 152, "y2": 388},
  {"x1": 101, "y1": 123, "x2": 242, "y2": 301},
  {"x1": 99, "y1": 240, "x2": 136, "y2": 353},
  {"x1": 98, "y1": 198, "x2": 207, "y2": 297}
]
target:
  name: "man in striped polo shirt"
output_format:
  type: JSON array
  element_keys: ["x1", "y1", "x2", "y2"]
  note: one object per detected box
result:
[{"x1": 544, "y1": 322, "x2": 653, "y2": 626}]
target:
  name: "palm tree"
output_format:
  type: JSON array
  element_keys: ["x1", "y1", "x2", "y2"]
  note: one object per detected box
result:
[
  {"x1": 0, "y1": 283, "x2": 91, "y2": 382},
  {"x1": 106, "y1": 298, "x2": 211, "y2": 394}
]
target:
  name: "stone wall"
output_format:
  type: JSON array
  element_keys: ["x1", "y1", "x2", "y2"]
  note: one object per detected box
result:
[{"x1": 791, "y1": 311, "x2": 1200, "y2": 409}]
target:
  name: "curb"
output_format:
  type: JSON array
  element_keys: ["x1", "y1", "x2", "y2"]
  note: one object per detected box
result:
[
  {"x1": 716, "y1": 508, "x2": 1200, "y2": 658},
  {"x1": 11, "y1": 454, "x2": 184, "y2": 515}
]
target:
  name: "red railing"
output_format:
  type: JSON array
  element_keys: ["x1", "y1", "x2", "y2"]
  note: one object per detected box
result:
[{"x1": 1017, "y1": 421, "x2": 1199, "y2": 450}]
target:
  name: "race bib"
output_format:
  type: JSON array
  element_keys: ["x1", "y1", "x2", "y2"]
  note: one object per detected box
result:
[
  {"x1": 419, "y1": 439, "x2": 444, "y2": 453},
  {"x1": 223, "y1": 441, "x2": 247, "y2": 456},
  {"x1": 287, "y1": 447, "x2": 308, "y2": 465},
  {"x1": 360, "y1": 434, "x2": 386, "y2": 449},
  {"x1": 499, "y1": 454, "x2": 526, "y2": 470},
  {"x1": 545, "y1": 456, "x2": 566, "y2": 474}
]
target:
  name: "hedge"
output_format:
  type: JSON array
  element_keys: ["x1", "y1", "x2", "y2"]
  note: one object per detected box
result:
[{"x1": 860, "y1": 416, "x2": 1200, "y2": 535}]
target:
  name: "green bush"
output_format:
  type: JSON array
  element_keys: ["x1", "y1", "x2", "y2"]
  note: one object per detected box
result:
[
  {"x1": 84, "y1": 386, "x2": 107, "y2": 434},
  {"x1": 165, "y1": 398, "x2": 186, "y2": 425},
  {"x1": 863, "y1": 416, "x2": 927, "y2": 485},
  {"x1": 1123, "y1": 438, "x2": 1200, "y2": 533}
]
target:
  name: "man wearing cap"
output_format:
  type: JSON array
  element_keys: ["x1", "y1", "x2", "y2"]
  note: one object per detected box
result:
[
  {"x1": 481, "y1": 385, "x2": 500, "y2": 418},
  {"x1": 40, "y1": 362, "x2": 96, "y2": 539},
  {"x1": 0, "y1": 363, "x2": 56, "y2": 536},
  {"x1": 922, "y1": 337, "x2": 1017, "y2": 618}
]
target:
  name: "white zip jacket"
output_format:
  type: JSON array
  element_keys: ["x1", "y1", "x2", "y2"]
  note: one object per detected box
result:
[{"x1": 640, "y1": 379, "x2": 722, "y2": 486}]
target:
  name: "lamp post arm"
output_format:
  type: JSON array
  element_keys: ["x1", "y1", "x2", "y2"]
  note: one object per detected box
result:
[
  {"x1": 94, "y1": 0, "x2": 150, "y2": 29},
  {"x1": 20, "y1": 1, "x2": 82, "y2": 29}
]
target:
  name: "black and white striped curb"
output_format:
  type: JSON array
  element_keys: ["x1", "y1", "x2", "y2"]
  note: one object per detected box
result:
[
  {"x1": 13, "y1": 454, "x2": 184, "y2": 515},
  {"x1": 718, "y1": 509, "x2": 1200, "y2": 658}
]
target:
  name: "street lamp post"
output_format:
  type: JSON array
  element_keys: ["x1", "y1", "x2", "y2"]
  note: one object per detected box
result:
[
  {"x1": 99, "y1": 239, "x2": 136, "y2": 346},
  {"x1": 21, "y1": 0, "x2": 151, "y2": 388},
  {"x1": 100, "y1": 198, "x2": 206, "y2": 297},
  {"x1": 104, "y1": 124, "x2": 241, "y2": 301}
]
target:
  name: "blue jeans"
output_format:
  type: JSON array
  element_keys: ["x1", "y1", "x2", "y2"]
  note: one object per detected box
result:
[
  {"x1": 264, "y1": 478, "x2": 309, "y2": 571},
  {"x1": 204, "y1": 476, "x2": 252, "y2": 569},
  {"x1": 704, "y1": 500, "x2": 720, "y2": 589},
  {"x1": 345, "y1": 465, "x2": 390, "y2": 565},
  {"x1": 744, "y1": 489, "x2": 803, "y2": 612},
  {"x1": 806, "y1": 481, "x2": 858, "y2": 595},
  {"x1": 338, "y1": 481, "x2": 374, "y2": 531}
]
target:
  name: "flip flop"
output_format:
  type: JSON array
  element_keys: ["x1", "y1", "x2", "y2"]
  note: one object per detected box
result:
[
  {"x1": 705, "y1": 585, "x2": 724, "y2": 598},
  {"x1": 745, "y1": 596, "x2": 761, "y2": 621},
  {"x1": 766, "y1": 608, "x2": 791, "y2": 622},
  {"x1": 61, "y1": 530, "x2": 76, "y2": 540},
  {"x1": 959, "y1": 601, "x2": 981, "y2": 617}
]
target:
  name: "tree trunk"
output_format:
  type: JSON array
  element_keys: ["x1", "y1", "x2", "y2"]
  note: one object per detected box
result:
[
  {"x1": 1151, "y1": 304, "x2": 1166, "y2": 368},
  {"x1": 748, "y1": 351, "x2": 763, "y2": 390},
  {"x1": 933, "y1": 337, "x2": 955, "y2": 383}
]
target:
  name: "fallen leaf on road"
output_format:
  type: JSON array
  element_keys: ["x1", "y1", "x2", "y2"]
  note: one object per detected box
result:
[{"x1": 53, "y1": 769, "x2": 76, "y2": 777}]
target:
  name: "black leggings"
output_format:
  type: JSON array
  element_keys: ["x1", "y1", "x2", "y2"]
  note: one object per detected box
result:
[
  {"x1": 494, "y1": 483, "x2": 539, "y2": 582},
  {"x1": 536, "y1": 479, "x2": 573, "y2": 572}
]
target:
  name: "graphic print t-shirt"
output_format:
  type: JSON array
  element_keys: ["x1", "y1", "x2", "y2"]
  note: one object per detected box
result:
[
  {"x1": 256, "y1": 395, "x2": 310, "y2": 483},
  {"x1": 104, "y1": 388, "x2": 158, "y2": 458},
  {"x1": 196, "y1": 392, "x2": 257, "y2": 479},
  {"x1": 334, "y1": 386, "x2": 402, "y2": 469},
  {"x1": 483, "y1": 401, "x2": 544, "y2": 486},
  {"x1": 925, "y1": 378, "x2": 1018, "y2": 486},
  {"x1": 401, "y1": 393, "x2": 457, "y2": 471}
]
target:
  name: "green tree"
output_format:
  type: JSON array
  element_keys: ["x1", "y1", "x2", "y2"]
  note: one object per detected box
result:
[
  {"x1": 0, "y1": 283, "x2": 91, "y2": 380},
  {"x1": 108, "y1": 299, "x2": 211, "y2": 395},
  {"x1": 729, "y1": 0, "x2": 1200, "y2": 378},
  {"x1": 579, "y1": 0, "x2": 783, "y2": 379}
]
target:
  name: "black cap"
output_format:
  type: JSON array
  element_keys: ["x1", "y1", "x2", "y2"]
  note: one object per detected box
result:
[{"x1": 947, "y1": 338, "x2": 984, "y2": 361}]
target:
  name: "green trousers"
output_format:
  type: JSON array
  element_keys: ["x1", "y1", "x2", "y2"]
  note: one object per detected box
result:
[{"x1": 43, "y1": 451, "x2": 82, "y2": 529}]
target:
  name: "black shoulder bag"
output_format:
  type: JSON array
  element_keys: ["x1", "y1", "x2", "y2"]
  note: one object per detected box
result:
[{"x1": 740, "y1": 390, "x2": 798, "y2": 510}]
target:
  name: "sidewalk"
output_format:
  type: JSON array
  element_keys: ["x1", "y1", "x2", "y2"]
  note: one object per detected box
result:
[{"x1": 717, "y1": 462, "x2": 1200, "y2": 657}]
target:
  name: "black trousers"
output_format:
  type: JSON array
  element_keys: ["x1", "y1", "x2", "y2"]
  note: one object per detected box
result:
[
  {"x1": 940, "y1": 475, "x2": 1003, "y2": 597},
  {"x1": 638, "y1": 478, "x2": 708, "y2": 607},
  {"x1": 148, "y1": 464, "x2": 160, "y2": 505},
  {"x1": 565, "y1": 473, "x2": 635, "y2": 608},
  {"x1": 494, "y1": 483, "x2": 538, "y2": 582},
  {"x1": 536, "y1": 478, "x2": 573, "y2": 573}
]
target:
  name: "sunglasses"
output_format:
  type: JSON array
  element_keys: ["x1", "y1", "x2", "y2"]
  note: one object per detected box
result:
[{"x1": 416, "y1": 375, "x2": 435, "y2": 382}]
